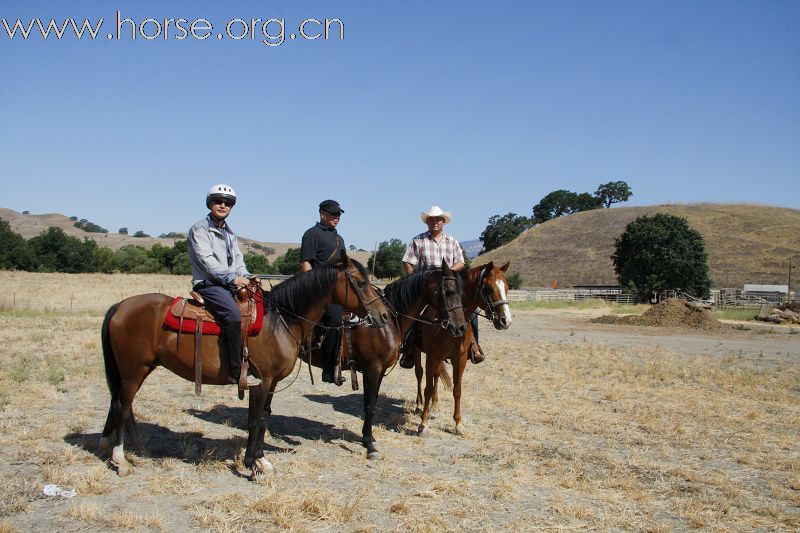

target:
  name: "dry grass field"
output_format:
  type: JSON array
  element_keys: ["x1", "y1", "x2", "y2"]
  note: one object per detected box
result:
[{"x1": 1, "y1": 272, "x2": 799, "y2": 531}]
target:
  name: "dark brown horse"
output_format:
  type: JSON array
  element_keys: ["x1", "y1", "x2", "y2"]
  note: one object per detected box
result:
[
  {"x1": 413, "y1": 262, "x2": 512, "y2": 436},
  {"x1": 301, "y1": 262, "x2": 467, "y2": 459},
  {"x1": 100, "y1": 252, "x2": 388, "y2": 478}
]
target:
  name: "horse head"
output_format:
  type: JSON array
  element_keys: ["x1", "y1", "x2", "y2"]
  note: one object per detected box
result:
[
  {"x1": 426, "y1": 261, "x2": 467, "y2": 338},
  {"x1": 334, "y1": 250, "x2": 389, "y2": 328},
  {"x1": 475, "y1": 261, "x2": 512, "y2": 330}
]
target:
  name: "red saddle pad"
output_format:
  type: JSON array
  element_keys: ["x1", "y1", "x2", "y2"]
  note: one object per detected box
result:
[{"x1": 163, "y1": 295, "x2": 265, "y2": 336}]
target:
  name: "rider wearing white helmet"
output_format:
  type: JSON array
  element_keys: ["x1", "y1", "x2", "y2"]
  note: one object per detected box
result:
[{"x1": 188, "y1": 184, "x2": 261, "y2": 388}]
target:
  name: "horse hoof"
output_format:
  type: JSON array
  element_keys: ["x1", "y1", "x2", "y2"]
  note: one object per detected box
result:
[
  {"x1": 253, "y1": 457, "x2": 275, "y2": 477},
  {"x1": 417, "y1": 425, "x2": 429, "y2": 437},
  {"x1": 455, "y1": 424, "x2": 466, "y2": 437},
  {"x1": 116, "y1": 462, "x2": 134, "y2": 477},
  {"x1": 367, "y1": 451, "x2": 383, "y2": 461}
]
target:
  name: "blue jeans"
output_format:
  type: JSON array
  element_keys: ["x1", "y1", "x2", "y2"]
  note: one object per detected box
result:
[{"x1": 195, "y1": 283, "x2": 241, "y2": 324}]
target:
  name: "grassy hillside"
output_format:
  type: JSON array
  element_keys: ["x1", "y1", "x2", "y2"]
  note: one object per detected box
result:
[
  {"x1": 473, "y1": 203, "x2": 800, "y2": 289},
  {"x1": 0, "y1": 207, "x2": 298, "y2": 258}
]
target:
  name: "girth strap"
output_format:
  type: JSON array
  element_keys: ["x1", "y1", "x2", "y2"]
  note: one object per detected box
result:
[
  {"x1": 194, "y1": 317, "x2": 202, "y2": 396},
  {"x1": 343, "y1": 327, "x2": 359, "y2": 391}
]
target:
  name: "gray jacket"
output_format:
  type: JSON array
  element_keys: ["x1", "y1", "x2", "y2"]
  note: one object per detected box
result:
[{"x1": 188, "y1": 215, "x2": 250, "y2": 287}]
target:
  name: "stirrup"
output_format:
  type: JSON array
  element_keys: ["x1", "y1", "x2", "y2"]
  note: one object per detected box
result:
[
  {"x1": 469, "y1": 343, "x2": 485, "y2": 364},
  {"x1": 399, "y1": 352, "x2": 415, "y2": 369}
]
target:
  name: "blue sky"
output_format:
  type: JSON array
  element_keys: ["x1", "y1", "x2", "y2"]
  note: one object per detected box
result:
[{"x1": 1, "y1": 1, "x2": 798, "y2": 250}]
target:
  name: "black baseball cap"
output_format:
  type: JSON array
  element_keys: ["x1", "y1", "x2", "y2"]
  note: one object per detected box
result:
[{"x1": 319, "y1": 199, "x2": 344, "y2": 214}]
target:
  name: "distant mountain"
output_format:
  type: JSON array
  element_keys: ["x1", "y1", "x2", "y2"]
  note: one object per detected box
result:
[
  {"x1": 460, "y1": 239, "x2": 482, "y2": 259},
  {"x1": 473, "y1": 203, "x2": 800, "y2": 289}
]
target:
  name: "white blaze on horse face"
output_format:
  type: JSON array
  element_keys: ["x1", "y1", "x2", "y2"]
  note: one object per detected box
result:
[{"x1": 496, "y1": 280, "x2": 512, "y2": 326}]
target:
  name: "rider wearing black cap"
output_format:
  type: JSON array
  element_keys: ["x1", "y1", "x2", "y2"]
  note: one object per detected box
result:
[{"x1": 300, "y1": 200, "x2": 348, "y2": 384}]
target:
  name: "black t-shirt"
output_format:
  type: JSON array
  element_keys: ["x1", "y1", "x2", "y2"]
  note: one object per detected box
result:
[{"x1": 300, "y1": 222, "x2": 346, "y2": 267}]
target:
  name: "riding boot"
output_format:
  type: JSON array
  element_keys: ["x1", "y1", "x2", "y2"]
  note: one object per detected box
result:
[
  {"x1": 222, "y1": 322, "x2": 261, "y2": 387},
  {"x1": 321, "y1": 326, "x2": 345, "y2": 386},
  {"x1": 399, "y1": 324, "x2": 419, "y2": 369},
  {"x1": 468, "y1": 316, "x2": 485, "y2": 364}
]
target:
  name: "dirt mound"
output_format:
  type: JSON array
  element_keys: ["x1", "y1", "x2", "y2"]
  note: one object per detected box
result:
[
  {"x1": 593, "y1": 299, "x2": 723, "y2": 329},
  {"x1": 778, "y1": 302, "x2": 800, "y2": 314}
]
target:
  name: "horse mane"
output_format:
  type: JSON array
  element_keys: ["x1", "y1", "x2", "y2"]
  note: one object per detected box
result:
[
  {"x1": 385, "y1": 268, "x2": 463, "y2": 314},
  {"x1": 384, "y1": 271, "x2": 429, "y2": 315},
  {"x1": 265, "y1": 265, "x2": 337, "y2": 325}
]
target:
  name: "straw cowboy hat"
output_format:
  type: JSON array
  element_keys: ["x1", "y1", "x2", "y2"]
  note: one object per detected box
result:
[{"x1": 420, "y1": 206, "x2": 452, "y2": 224}]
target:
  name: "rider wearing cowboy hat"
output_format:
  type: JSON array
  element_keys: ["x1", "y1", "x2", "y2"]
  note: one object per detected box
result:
[
  {"x1": 400, "y1": 205, "x2": 486, "y2": 367},
  {"x1": 188, "y1": 184, "x2": 262, "y2": 388}
]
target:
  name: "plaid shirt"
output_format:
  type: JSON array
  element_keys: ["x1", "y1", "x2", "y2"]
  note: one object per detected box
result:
[{"x1": 402, "y1": 231, "x2": 464, "y2": 271}]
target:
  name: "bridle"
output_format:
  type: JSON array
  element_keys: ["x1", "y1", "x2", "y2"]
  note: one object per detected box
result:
[
  {"x1": 343, "y1": 264, "x2": 385, "y2": 328},
  {"x1": 432, "y1": 273, "x2": 463, "y2": 330},
  {"x1": 474, "y1": 267, "x2": 509, "y2": 322}
]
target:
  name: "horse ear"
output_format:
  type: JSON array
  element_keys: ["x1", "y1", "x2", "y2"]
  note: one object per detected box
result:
[
  {"x1": 442, "y1": 260, "x2": 451, "y2": 273},
  {"x1": 499, "y1": 261, "x2": 510, "y2": 272},
  {"x1": 485, "y1": 261, "x2": 494, "y2": 271}
]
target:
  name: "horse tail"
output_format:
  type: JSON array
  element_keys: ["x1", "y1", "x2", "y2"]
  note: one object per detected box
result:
[
  {"x1": 101, "y1": 303, "x2": 122, "y2": 398},
  {"x1": 101, "y1": 302, "x2": 143, "y2": 453},
  {"x1": 438, "y1": 362, "x2": 453, "y2": 392}
]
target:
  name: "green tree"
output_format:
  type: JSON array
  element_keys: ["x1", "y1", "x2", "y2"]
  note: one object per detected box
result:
[
  {"x1": 113, "y1": 245, "x2": 151, "y2": 272},
  {"x1": 272, "y1": 248, "x2": 301, "y2": 276},
  {"x1": 573, "y1": 192, "x2": 602, "y2": 212},
  {"x1": 171, "y1": 252, "x2": 192, "y2": 275},
  {"x1": 28, "y1": 227, "x2": 98, "y2": 273},
  {"x1": 0, "y1": 218, "x2": 35, "y2": 270},
  {"x1": 479, "y1": 212, "x2": 531, "y2": 254},
  {"x1": 93, "y1": 246, "x2": 115, "y2": 273},
  {"x1": 367, "y1": 239, "x2": 406, "y2": 279},
  {"x1": 612, "y1": 214, "x2": 711, "y2": 301},
  {"x1": 244, "y1": 253, "x2": 275, "y2": 275},
  {"x1": 118, "y1": 227, "x2": 128, "y2": 235},
  {"x1": 133, "y1": 230, "x2": 150, "y2": 238},
  {"x1": 595, "y1": 180, "x2": 633, "y2": 208},
  {"x1": 74, "y1": 219, "x2": 108, "y2": 233},
  {"x1": 506, "y1": 271, "x2": 524, "y2": 290}
]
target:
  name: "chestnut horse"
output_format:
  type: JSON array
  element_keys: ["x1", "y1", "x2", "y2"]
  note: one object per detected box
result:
[
  {"x1": 100, "y1": 253, "x2": 388, "y2": 478},
  {"x1": 301, "y1": 262, "x2": 467, "y2": 459},
  {"x1": 413, "y1": 262, "x2": 512, "y2": 436}
]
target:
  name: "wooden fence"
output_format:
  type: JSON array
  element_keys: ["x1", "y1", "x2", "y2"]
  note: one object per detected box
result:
[{"x1": 508, "y1": 289, "x2": 636, "y2": 305}]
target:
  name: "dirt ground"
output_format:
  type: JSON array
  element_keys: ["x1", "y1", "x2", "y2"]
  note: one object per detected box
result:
[{"x1": 1, "y1": 302, "x2": 799, "y2": 531}]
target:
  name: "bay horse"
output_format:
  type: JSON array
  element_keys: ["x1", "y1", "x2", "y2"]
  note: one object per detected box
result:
[
  {"x1": 100, "y1": 252, "x2": 388, "y2": 478},
  {"x1": 412, "y1": 261, "x2": 512, "y2": 436},
  {"x1": 301, "y1": 261, "x2": 467, "y2": 459}
]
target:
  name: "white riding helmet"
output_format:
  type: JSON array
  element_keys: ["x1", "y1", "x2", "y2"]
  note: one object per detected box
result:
[{"x1": 206, "y1": 183, "x2": 237, "y2": 208}]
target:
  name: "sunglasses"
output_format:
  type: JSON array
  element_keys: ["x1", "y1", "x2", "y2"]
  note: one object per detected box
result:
[{"x1": 212, "y1": 198, "x2": 234, "y2": 207}]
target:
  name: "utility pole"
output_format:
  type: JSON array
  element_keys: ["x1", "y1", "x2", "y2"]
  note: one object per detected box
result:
[
  {"x1": 790, "y1": 259, "x2": 796, "y2": 302},
  {"x1": 371, "y1": 241, "x2": 378, "y2": 278}
]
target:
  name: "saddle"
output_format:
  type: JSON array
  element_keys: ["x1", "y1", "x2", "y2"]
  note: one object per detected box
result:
[
  {"x1": 162, "y1": 286, "x2": 264, "y2": 396},
  {"x1": 164, "y1": 290, "x2": 262, "y2": 336}
]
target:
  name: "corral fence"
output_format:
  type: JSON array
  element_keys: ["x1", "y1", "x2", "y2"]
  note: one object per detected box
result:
[
  {"x1": 508, "y1": 288, "x2": 636, "y2": 305},
  {"x1": 660, "y1": 289, "x2": 795, "y2": 309}
]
